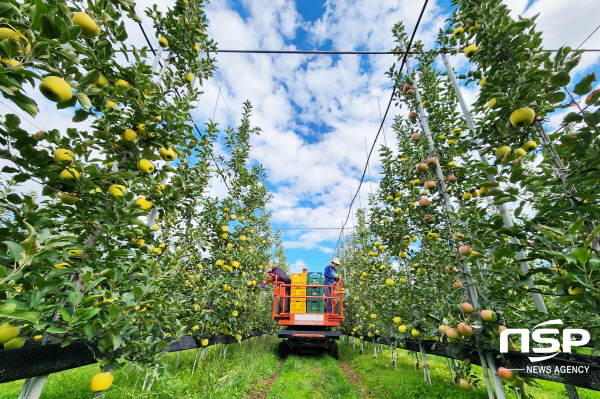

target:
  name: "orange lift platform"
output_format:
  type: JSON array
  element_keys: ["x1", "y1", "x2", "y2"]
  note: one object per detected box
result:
[{"x1": 272, "y1": 274, "x2": 344, "y2": 359}]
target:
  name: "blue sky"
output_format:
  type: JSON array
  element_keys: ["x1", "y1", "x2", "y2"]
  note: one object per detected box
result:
[
  {"x1": 5, "y1": 0, "x2": 598, "y2": 275},
  {"x1": 189, "y1": 0, "x2": 600, "y2": 274}
]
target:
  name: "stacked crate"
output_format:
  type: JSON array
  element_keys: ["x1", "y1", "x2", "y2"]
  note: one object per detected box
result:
[
  {"x1": 290, "y1": 273, "x2": 307, "y2": 313},
  {"x1": 306, "y1": 272, "x2": 324, "y2": 313}
]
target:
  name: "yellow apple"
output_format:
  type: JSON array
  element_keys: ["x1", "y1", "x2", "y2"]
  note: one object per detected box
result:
[
  {"x1": 516, "y1": 148, "x2": 526, "y2": 157},
  {"x1": 115, "y1": 79, "x2": 131, "y2": 90},
  {"x1": 54, "y1": 263, "x2": 69, "y2": 270},
  {"x1": 488, "y1": 98, "x2": 497, "y2": 108},
  {"x1": 385, "y1": 279, "x2": 394, "y2": 286},
  {"x1": 40, "y1": 76, "x2": 73, "y2": 103},
  {"x1": 60, "y1": 168, "x2": 81, "y2": 181},
  {"x1": 194, "y1": 43, "x2": 200, "y2": 52},
  {"x1": 89, "y1": 372, "x2": 113, "y2": 393},
  {"x1": 135, "y1": 197, "x2": 152, "y2": 210},
  {"x1": 0, "y1": 323, "x2": 19, "y2": 345},
  {"x1": 411, "y1": 329, "x2": 420, "y2": 338},
  {"x1": 69, "y1": 249, "x2": 83, "y2": 258},
  {"x1": 462, "y1": 192, "x2": 472, "y2": 201},
  {"x1": 121, "y1": 128, "x2": 137, "y2": 141},
  {"x1": 108, "y1": 184, "x2": 126, "y2": 196},
  {"x1": 522, "y1": 140, "x2": 537, "y2": 152},
  {"x1": 184, "y1": 72, "x2": 194, "y2": 84},
  {"x1": 159, "y1": 147, "x2": 177, "y2": 161},
  {"x1": 1, "y1": 58, "x2": 20, "y2": 67},
  {"x1": 137, "y1": 123, "x2": 153, "y2": 137},
  {"x1": 72, "y1": 12, "x2": 101, "y2": 38},
  {"x1": 137, "y1": 159, "x2": 155, "y2": 174},
  {"x1": 132, "y1": 237, "x2": 145, "y2": 247},
  {"x1": 452, "y1": 27, "x2": 464, "y2": 37},
  {"x1": 158, "y1": 37, "x2": 169, "y2": 48},
  {"x1": 510, "y1": 107, "x2": 535, "y2": 127},
  {"x1": 60, "y1": 193, "x2": 79, "y2": 205},
  {"x1": 469, "y1": 24, "x2": 481, "y2": 33},
  {"x1": 153, "y1": 224, "x2": 159, "y2": 231},
  {"x1": 495, "y1": 146, "x2": 511, "y2": 159},
  {"x1": 479, "y1": 186, "x2": 491, "y2": 196},
  {"x1": 54, "y1": 149, "x2": 75, "y2": 165},
  {"x1": 452, "y1": 128, "x2": 462, "y2": 138},
  {"x1": 96, "y1": 74, "x2": 109, "y2": 88},
  {"x1": 464, "y1": 44, "x2": 478, "y2": 58},
  {"x1": 479, "y1": 77, "x2": 486, "y2": 86},
  {"x1": 106, "y1": 100, "x2": 117, "y2": 110},
  {"x1": 4, "y1": 337, "x2": 25, "y2": 349}
]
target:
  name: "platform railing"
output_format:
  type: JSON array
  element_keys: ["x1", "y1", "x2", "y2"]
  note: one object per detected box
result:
[{"x1": 272, "y1": 280, "x2": 343, "y2": 317}]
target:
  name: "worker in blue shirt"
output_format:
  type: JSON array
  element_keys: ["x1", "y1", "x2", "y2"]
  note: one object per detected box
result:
[{"x1": 324, "y1": 258, "x2": 341, "y2": 314}]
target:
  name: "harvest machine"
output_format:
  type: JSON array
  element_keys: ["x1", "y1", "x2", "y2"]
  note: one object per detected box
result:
[{"x1": 272, "y1": 272, "x2": 344, "y2": 359}]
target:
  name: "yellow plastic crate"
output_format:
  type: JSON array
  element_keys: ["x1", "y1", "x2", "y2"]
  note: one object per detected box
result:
[
  {"x1": 291, "y1": 273, "x2": 307, "y2": 298},
  {"x1": 290, "y1": 299, "x2": 306, "y2": 314},
  {"x1": 291, "y1": 273, "x2": 307, "y2": 284}
]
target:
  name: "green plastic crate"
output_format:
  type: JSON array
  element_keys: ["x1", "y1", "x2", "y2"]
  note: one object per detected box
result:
[
  {"x1": 307, "y1": 272, "x2": 323, "y2": 297},
  {"x1": 306, "y1": 299, "x2": 324, "y2": 313}
]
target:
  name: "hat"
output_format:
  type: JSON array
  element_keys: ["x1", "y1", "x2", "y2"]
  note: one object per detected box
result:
[{"x1": 332, "y1": 258, "x2": 341, "y2": 265}]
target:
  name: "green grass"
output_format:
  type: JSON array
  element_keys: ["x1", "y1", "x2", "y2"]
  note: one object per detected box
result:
[
  {"x1": 266, "y1": 352, "x2": 356, "y2": 399},
  {"x1": 338, "y1": 340, "x2": 600, "y2": 399},
  {"x1": 1, "y1": 335, "x2": 281, "y2": 399}
]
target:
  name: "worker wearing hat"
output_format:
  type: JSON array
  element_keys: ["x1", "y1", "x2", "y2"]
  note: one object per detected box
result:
[{"x1": 324, "y1": 258, "x2": 341, "y2": 314}]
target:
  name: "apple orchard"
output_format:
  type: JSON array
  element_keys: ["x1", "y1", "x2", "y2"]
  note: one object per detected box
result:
[{"x1": 1, "y1": 0, "x2": 600, "y2": 397}]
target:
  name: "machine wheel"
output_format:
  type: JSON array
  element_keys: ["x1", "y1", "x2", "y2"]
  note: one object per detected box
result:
[
  {"x1": 278, "y1": 341, "x2": 291, "y2": 359},
  {"x1": 327, "y1": 341, "x2": 339, "y2": 359}
]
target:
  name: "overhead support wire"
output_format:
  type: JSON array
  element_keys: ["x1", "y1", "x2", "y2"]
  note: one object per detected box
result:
[{"x1": 329, "y1": 0, "x2": 431, "y2": 260}]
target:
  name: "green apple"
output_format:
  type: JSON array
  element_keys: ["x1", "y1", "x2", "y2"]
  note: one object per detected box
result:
[
  {"x1": 72, "y1": 12, "x2": 101, "y2": 38},
  {"x1": 40, "y1": 76, "x2": 73, "y2": 102},
  {"x1": 510, "y1": 107, "x2": 535, "y2": 127}
]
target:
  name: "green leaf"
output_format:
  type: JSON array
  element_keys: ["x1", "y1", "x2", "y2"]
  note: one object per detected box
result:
[
  {"x1": 31, "y1": 0, "x2": 49, "y2": 31},
  {"x1": 78, "y1": 70, "x2": 101, "y2": 87},
  {"x1": 550, "y1": 71, "x2": 570, "y2": 87},
  {"x1": 75, "y1": 92, "x2": 91, "y2": 110},
  {"x1": 564, "y1": 112, "x2": 583, "y2": 123},
  {"x1": 72, "y1": 108, "x2": 89, "y2": 122},
  {"x1": 41, "y1": 14, "x2": 60, "y2": 39},
  {"x1": 584, "y1": 109, "x2": 600, "y2": 128},
  {"x1": 7, "y1": 91, "x2": 38, "y2": 117},
  {"x1": 0, "y1": 308, "x2": 39, "y2": 324},
  {"x1": 2, "y1": 241, "x2": 24, "y2": 262},
  {"x1": 571, "y1": 248, "x2": 592, "y2": 266},
  {"x1": 574, "y1": 73, "x2": 596, "y2": 96}
]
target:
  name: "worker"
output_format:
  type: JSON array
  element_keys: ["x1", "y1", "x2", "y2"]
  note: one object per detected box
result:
[
  {"x1": 261, "y1": 264, "x2": 292, "y2": 313},
  {"x1": 324, "y1": 258, "x2": 341, "y2": 314}
]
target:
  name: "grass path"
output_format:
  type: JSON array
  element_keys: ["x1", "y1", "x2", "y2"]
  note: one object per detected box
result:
[
  {"x1": 265, "y1": 351, "x2": 357, "y2": 399},
  {"x1": 338, "y1": 339, "x2": 600, "y2": 399}
]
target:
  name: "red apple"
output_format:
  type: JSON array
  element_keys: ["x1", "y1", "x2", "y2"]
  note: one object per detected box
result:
[
  {"x1": 459, "y1": 245, "x2": 472, "y2": 256},
  {"x1": 462, "y1": 302, "x2": 474, "y2": 313},
  {"x1": 426, "y1": 157, "x2": 438, "y2": 167},
  {"x1": 452, "y1": 281, "x2": 463, "y2": 289},
  {"x1": 498, "y1": 367, "x2": 516, "y2": 382},
  {"x1": 418, "y1": 198, "x2": 430, "y2": 207},
  {"x1": 403, "y1": 84, "x2": 413, "y2": 93},
  {"x1": 424, "y1": 180, "x2": 436, "y2": 189},
  {"x1": 493, "y1": 325, "x2": 507, "y2": 336},
  {"x1": 406, "y1": 88, "x2": 415, "y2": 94},
  {"x1": 452, "y1": 232, "x2": 464, "y2": 240},
  {"x1": 423, "y1": 215, "x2": 434, "y2": 223},
  {"x1": 480, "y1": 310, "x2": 497, "y2": 322},
  {"x1": 446, "y1": 327, "x2": 460, "y2": 340},
  {"x1": 408, "y1": 111, "x2": 418, "y2": 120},
  {"x1": 416, "y1": 163, "x2": 428, "y2": 172},
  {"x1": 411, "y1": 132, "x2": 421, "y2": 141},
  {"x1": 447, "y1": 174, "x2": 457, "y2": 181},
  {"x1": 457, "y1": 322, "x2": 473, "y2": 336},
  {"x1": 460, "y1": 379, "x2": 472, "y2": 391}
]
